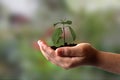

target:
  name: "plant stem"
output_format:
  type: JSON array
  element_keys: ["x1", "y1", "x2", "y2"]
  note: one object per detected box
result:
[{"x1": 63, "y1": 24, "x2": 65, "y2": 45}]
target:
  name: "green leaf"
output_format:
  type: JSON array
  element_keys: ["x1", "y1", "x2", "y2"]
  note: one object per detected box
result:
[
  {"x1": 53, "y1": 23, "x2": 57, "y2": 26},
  {"x1": 53, "y1": 20, "x2": 72, "y2": 26},
  {"x1": 68, "y1": 26, "x2": 76, "y2": 41},
  {"x1": 52, "y1": 28, "x2": 63, "y2": 45},
  {"x1": 53, "y1": 22, "x2": 60, "y2": 26},
  {"x1": 56, "y1": 36, "x2": 64, "y2": 46},
  {"x1": 66, "y1": 20, "x2": 72, "y2": 25},
  {"x1": 56, "y1": 36, "x2": 62, "y2": 43}
]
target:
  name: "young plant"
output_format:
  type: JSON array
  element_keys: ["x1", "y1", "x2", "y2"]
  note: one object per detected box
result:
[{"x1": 52, "y1": 19, "x2": 76, "y2": 48}]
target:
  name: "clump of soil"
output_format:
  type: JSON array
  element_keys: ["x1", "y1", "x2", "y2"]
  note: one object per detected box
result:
[{"x1": 51, "y1": 43, "x2": 77, "y2": 50}]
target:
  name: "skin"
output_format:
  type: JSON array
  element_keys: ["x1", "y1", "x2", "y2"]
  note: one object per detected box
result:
[{"x1": 37, "y1": 40, "x2": 120, "y2": 74}]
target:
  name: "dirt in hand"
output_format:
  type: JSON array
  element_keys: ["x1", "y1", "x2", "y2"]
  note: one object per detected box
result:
[{"x1": 51, "y1": 43, "x2": 77, "y2": 50}]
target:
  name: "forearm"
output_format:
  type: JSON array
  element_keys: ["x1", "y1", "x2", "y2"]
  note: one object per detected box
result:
[{"x1": 93, "y1": 51, "x2": 120, "y2": 74}]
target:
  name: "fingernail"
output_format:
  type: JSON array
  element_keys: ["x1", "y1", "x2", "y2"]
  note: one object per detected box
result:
[
  {"x1": 37, "y1": 40, "x2": 42, "y2": 47},
  {"x1": 57, "y1": 48, "x2": 64, "y2": 56},
  {"x1": 58, "y1": 49, "x2": 64, "y2": 54}
]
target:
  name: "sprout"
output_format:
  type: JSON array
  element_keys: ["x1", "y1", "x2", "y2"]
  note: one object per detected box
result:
[{"x1": 52, "y1": 19, "x2": 76, "y2": 46}]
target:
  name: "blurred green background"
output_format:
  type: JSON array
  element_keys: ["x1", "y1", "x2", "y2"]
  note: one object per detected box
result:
[{"x1": 0, "y1": 0, "x2": 120, "y2": 80}]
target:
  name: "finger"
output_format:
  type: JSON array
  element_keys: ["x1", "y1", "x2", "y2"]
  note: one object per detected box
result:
[
  {"x1": 56, "y1": 57, "x2": 83, "y2": 69},
  {"x1": 37, "y1": 40, "x2": 55, "y2": 60},
  {"x1": 69, "y1": 57, "x2": 85, "y2": 67},
  {"x1": 37, "y1": 40, "x2": 49, "y2": 60},
  {"x1": 37, "y1": 40, "x2": 64, "y2": 67},
  {"x1": 56, "y1": 47, "x2": 81, "y2": 57}
]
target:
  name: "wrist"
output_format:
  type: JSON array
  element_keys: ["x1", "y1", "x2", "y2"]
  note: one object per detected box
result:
[
  {"x1": 85, "y1": 46, "x2": 99, "y2": 66},
  {"x1": 78, "y1": 43, "x2": 99, "y2": 66}
]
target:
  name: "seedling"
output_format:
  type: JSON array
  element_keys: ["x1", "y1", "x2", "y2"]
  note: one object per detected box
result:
[{"x1": 51, "y1": 19, "x2": 76, "y2": 49}]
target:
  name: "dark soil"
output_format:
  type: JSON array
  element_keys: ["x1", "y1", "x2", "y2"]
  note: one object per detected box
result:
[{"x1": 51, "y1": 43, "x2": 77, "y2": 50}]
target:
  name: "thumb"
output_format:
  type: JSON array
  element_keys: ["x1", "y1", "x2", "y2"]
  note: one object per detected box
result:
[{"x1": 56, "y1": 47, "x2": 80, "y2": 57}]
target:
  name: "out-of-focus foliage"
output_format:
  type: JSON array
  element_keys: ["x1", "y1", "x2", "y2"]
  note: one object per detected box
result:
[{"x1": 0, "y1": 0, "x2": 120, "y2": 80}]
